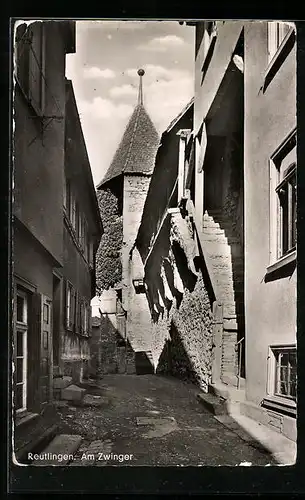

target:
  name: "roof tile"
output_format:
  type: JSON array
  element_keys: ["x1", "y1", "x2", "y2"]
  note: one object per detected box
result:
[{"x1": 97, "y1": 104, "x2": 159, "y2": 188}]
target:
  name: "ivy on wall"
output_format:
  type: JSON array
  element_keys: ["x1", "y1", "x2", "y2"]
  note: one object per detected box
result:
[{"x1": 96, "y1": 187, "x2": 123, "y2": 291}]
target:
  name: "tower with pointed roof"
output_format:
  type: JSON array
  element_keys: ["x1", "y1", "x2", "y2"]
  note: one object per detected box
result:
[{"x1": 93, "y1": 70, "x2": 160, "y2": 373}]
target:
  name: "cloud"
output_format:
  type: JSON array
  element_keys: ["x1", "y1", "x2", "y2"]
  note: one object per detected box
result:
[
  {"x1": 83, "y1": 67, "x2": 115, "y2": 79},
  {"x1": 146, "y1": 76, "x2": 193, "y2": 132},
  {"x1": 78, "y1": 20, "x2": 147, "y2": 32},
  {"x1": 123, "y1": 64, "x2": 193, "y2": 132},
  {"x1": 137, "y1": 35, "x2": 185, "y2": 52},
  {"x1": 78, "y1": 97, "x2": 133, "y2": 120},
  {"x1": 109, "y1": 84, "x2": 137, "y2": 98},
  {"x1": 125, "y1": 64, "x2": 191, "y2": 85}
]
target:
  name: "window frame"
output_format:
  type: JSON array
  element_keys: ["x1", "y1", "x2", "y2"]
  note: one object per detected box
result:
[
  {"x1": 66, "y1": 281, "x2": 73, "y2": 330},
  {"x1": 70, "y1": 189, "x2": 76, "y2": 230},
  {"x1": 268, "y1": 128, "x2": 297, "y2": 273},
  {"x1": 266, "y1": 344, "x2": 297, "y2": 412},
  {"x1": 15, "y1": 289, "x2": 29, "y2": 413},
  {"x1": 275, "y1": 163, "x2": 296, "y2": 257}
]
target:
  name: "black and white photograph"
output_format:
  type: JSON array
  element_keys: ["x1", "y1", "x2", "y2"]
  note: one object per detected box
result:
[{"x1": 11, "y1": 19, "x2": 297, "y2": 470}]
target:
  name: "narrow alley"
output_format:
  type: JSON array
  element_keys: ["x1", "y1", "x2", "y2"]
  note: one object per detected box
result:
[
  {"x1": 12, "y1": 19, "x2": 297, "y2": 489},
  {"x1": 26, "y1": 374, "x2": 277, "y2": 467}
]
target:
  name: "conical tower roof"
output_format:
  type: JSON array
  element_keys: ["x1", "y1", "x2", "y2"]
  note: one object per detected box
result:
[{"x1": 97, "y1": 70, "x2": 159, "y2": 189}]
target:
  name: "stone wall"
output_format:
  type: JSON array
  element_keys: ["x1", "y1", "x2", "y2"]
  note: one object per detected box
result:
[
  {"x1": 153, "y1": 270, "x2": 214, "y2": 391},
  {"x1": 141, "y1": 212, "x2": 214, "y2": 391},
  {"x1": 96, "y1": 185, "x2": 123, "y2": 291},
  {"x1": 90, "y1": 313, "x2": 136, "y2": 376}
]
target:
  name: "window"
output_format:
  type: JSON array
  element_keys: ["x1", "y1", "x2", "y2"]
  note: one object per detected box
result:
[
  {"x1": 15, "y1": 22, "x2": 46, "y2": 115},
  {"x1": 268, "y1": 22, "x2": 292, "y2": 62},
  {"x1": 75, "y1": 203, "x2": 80, "y2": 239},
  {"x1": 268, "y1": 346, "x2": 297, "y2": 401},
  {"x1": 78, "y1": 299, "x2": 90, "y2": 336},
  {"x1": 64, "y1": 178, "x2": 70, "y2": 213},
  {"x1": 75, "y1": 292, "x2": 80, "y2": 333},
  {"x1": 78, "y1": 211, "x2": 83, "y2": 247},
  {"x1": 15, "y1": 290, "x2": 28, "y2": 412},
  {"x1": 70, "y1": 190, "x2": 76, "y2": 229},
  {"x1": 274, "y1": 348, "x2": 297, "y2": 400},
  {"x1": 66, "y1": 282, "x2": 76, "y2": 330},
  {"x1": 276, "y1": 162, "x2": 296, "y2": 256},
  {"x1": 86, "y1": 236, "x2": 90, "y2": 264},
  {"x1": 83, "y1": 303, "x2": 91, "y2": 336},
  {"x1": 83, "y1": 220, "x2": 89, "y2": 261},
  {"x1": 270, "y1": 130, "x2": 297, "y2": 265}
]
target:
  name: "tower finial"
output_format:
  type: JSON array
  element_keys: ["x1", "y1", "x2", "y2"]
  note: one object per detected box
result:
[{"x1": 137, "y1": 68, "x2": 145, "y2": 105}]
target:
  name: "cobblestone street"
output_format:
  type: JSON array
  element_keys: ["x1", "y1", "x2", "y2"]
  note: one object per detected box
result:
[{"x1": 44, "y1": 374, "x2": 277, "y2": 466}]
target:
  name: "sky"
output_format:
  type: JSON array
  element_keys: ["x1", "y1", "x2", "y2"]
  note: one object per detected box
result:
[{"x1": 65, "y1": 21, "x2": 195, "y2": 186}]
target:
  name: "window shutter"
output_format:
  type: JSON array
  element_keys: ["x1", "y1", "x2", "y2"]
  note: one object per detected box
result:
[
  {"x1": 87, "y1": 304, "x2": 91, "y2": 337},
  {"x1": 75, "y1": 292, "x2": 80, "y2": 334},
  {"x1": 81, "y1": 301, "x2": 86, "y2": 335},
  {"x1": 64, "y1": 280, "x2": 68, "y2": 329},
  {"x1": 70, "y1": 287, "x2": 75, "y2": 331},
  {"x1": 30, "y1": 292, "x2": 42, "y2": 409}
]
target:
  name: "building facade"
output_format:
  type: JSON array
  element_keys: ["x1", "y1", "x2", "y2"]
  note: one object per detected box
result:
[
  {"x1": 61, "y1": 79, "x2": 103, "y2": 382},
  {"x1": 13, "y1": 21, "x2": 102, "y2": 429},
  {"x1": 134, "y1": 20, "x2": 297, "y2": 441}
]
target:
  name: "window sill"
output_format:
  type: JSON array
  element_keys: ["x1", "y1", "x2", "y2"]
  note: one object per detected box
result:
[
  {"x1": 266, "y1": 249, "x2": 296, "y2": 275},
  {"x1": 262, "y1": 395, "x2": 296, "y2": 418},
  {"x1": 263, "y1": 28, "x2": 296, "y2": 92}
]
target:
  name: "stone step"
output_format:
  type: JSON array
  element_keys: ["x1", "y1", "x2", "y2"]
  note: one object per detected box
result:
[
  {"x1": 202, "y1": 226, "x2": 226, "y2": 235},
  {"x1": 197, "y1": 392, "x2": 228, "y2": 416},
  {"x1": 202, "y1": 234, "x2": 228, "y2": 244},
  {"x1": 61, "y1": 384, "x2": 86, "y2": 402},
  {"x1": 202, "y1": 231, "x2": 240, "y2": 243},
  {"x1": 15, "y1": 423, "x2": 59, "y2": 464},
  {"x1": 53, "y1": 376, "x2": 73, "y2": 390},
  {"x1": 208, "y1": 384, "x2": 230, "y2": 400},
  {"x1": 208, "y1": 213, "x2": 234, "y2": 224},
  {"x1": 33, "y1": 434, "x2": 83, "y2": 465},
  {"x1": 202, "y1": 222, "x2": 221, "y2": 230}
]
